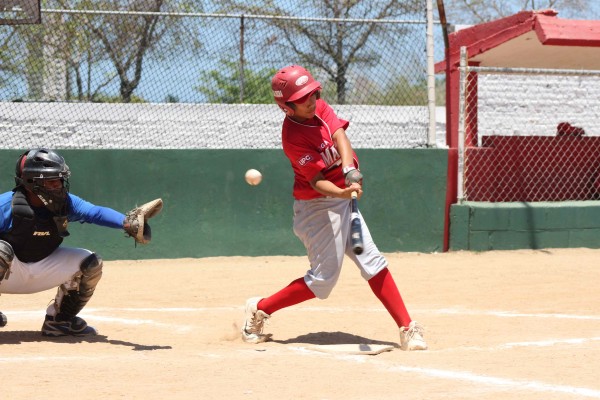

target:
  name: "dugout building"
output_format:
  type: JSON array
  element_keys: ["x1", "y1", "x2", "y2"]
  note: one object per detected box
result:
[{"x1": 436, "y1": 9, "x2": 600, "y2": 251}]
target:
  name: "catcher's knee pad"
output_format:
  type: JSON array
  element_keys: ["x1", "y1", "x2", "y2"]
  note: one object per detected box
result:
[
  {"x1": 0, "y1": 240, "x2": 14, "y2": 281},
  {"x1": 80, "y1": 252, "x2": 103, "y2": 290},
  {"x1": 57, "y1": 253, "x2": 103, "y2": 318}
]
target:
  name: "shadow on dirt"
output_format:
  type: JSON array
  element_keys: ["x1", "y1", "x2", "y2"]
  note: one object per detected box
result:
[
  {"x1": 0, "y1": 330, "x2": 172, "y2": 351},
  {"x1": 273, "y1": 331, "x2": 399, "y2": 348}
]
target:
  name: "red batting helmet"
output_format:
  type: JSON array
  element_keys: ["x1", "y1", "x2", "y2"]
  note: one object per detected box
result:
[{"x1": 271, "y1": 65, "x2": 321, "y2": 116}]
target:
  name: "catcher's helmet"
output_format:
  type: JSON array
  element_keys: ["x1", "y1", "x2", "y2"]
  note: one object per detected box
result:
[
  {"x1": 271, "y1": 65, "x2": 321, "y2": 116},
  {"x1": 15, "y1": 148, "x2": 70, "y2": 214}
]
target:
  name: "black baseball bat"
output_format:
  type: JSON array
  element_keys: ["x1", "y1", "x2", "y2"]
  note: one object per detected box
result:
[{"x1": 350, "y1": 191, "x2": 364, "y2": 255}]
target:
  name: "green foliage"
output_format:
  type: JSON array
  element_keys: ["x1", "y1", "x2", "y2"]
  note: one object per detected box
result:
[
  {"x1": 165, "y1": 94, "x2": 179, "y2": 103},
  {"x1": 218, "y1": 0, "x2": 421, "y2": 105},
  {"x1": 377, "y1": 76, "x2": 446, "y2": 106},
  {"x1": 90, "y1": 93, "x2": 147, "y2": 103},
  {"x1": 345, "y1": 74, "x2": 445, "y2": 106},
  {"x1": 196, "y1": 60, "x2": 277, "y2": 104}
]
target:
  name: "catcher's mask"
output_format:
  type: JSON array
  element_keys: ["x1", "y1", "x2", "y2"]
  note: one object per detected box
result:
[
  {"x1": 15, "y1": 148, "x2": 70, "y2": 214},
  {"x1": 271, "y1": 65, "x2": 321, "y2": 116}
]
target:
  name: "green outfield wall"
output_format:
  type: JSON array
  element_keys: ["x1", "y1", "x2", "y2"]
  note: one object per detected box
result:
[
  {"x1": 0, "y1": 149, "x2": 448, "y2": 260},
  {"x1": 450, "y1": 201, "x2": 600, "y2": 251}
]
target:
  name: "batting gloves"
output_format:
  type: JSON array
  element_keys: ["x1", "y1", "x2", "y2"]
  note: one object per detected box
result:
[{"x1": 343, "y1": 166, "x2": 363, "y2": 186}]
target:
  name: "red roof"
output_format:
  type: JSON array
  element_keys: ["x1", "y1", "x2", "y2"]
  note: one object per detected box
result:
[
  {"x1": 535, "y1": 12, "x2": 600, "y2": 46},
  {"x1": 435, "y1": 9, "x2": 600, "y2": 72}
]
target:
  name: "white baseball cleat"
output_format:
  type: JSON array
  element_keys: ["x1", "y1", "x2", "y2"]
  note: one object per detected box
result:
[
  {"x1": 399, "y1": 321, "x2": 428, "y2": 351},
  {"x1": 241, "y1": 297, "x2": 272, "y2": 343}
]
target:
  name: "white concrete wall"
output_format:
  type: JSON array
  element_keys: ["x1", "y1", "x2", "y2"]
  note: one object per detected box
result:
[
  {"x1": 0, "y1": 103, "x2": 448, "y2": 149},
  {"x1": 477, "y1": 74, "x2": 600, "y2": 138}
]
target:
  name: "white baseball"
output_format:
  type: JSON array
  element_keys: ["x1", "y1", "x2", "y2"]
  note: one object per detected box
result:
[{"x1": 245, "y1": 169, "x2": 262, "y2": 185}]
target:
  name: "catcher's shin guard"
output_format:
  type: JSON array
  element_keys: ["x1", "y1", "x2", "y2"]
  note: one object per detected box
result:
[
  {"x1": 56, "y1": 253, "x2": 103, "y2": 320},
  {"x1": 0, "y1": 240, "x2": 15, "y2": 282},
  {"x1": 0, "y1": 241, "x2": 15, "y2": 328}
]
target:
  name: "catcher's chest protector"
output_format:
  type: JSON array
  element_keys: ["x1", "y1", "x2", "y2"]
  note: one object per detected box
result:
[{"x1": 0, "y1": 190, "x2": 64, "y2": 263}]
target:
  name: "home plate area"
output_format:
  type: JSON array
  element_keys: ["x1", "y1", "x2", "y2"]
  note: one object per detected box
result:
[{"x1": 308, "y1": 343, "x2": 395, "y2": 355}]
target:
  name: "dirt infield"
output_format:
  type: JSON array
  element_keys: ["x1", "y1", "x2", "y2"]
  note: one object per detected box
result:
[{"x1": 2, "y1": 248, "x2": 599, "y2": 399}]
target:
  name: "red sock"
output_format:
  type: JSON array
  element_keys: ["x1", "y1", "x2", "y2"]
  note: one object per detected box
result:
[
  {"x1": 368, "y1": 267, "x2": 411, "y2": 328},
  {"x1": 257, "y1": 277, "x2": 316, "y2": 315}
]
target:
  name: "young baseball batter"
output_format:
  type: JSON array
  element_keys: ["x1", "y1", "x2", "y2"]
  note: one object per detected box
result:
[
  {"x1": 0, "y1": 148, "x2": 160, "y2": 335},
  {"x1": 241, "y1": 65, "x2": 427, "y2": 350}
]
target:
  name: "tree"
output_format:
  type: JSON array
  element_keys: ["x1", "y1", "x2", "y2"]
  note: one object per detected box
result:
[
  {"x1": 0, "y1": 28, "x2": 23, "y2": 92},
  {"x1": 1, "y1": 1, "x2": 115, "y2": 101},
  {"x1": 218, "y1": 0, "x2": 421, "y2": 105},
  {"x1": 196, "y1": 60, "x2": 276, "y2": 104},
  {"x1": 49, "y1": 0, "x2": 204, "y2": 102},
  {"x1": 79, "y1": 0, "x2": 164, "y2": 102},
  {"x1": 36, "y1": 1, "x2": 112, "y2": 101},
  {"x1": 441, "y1": 0, "x2": 591, "y2": 24}
]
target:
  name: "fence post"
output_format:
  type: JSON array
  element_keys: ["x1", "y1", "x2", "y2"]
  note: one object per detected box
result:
[
  {"x1": 239, "y1": 14, "x2": 245, "y2": 103},
  {"x1": 457, "y1": 46, "x2": 468, "y2": 203},
  {"x1": 426, "y1": 0, "x2": 436, "y2": 147}
]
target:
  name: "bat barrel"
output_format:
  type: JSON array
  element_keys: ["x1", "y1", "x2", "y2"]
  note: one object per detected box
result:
[
  {"x1": 351, "y1": 218, "x2": 364, "y2": 255},
  {"x1": 350, "y1": 191, "x2": 364, "y2": 255}
]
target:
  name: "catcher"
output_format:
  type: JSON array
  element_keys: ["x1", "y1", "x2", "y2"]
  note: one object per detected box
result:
[{"x1": 0, "y1": 148, "x2": 162, "y2": 335}]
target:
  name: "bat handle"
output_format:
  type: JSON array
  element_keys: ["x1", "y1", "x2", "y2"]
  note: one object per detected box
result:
[{"x1": 351, "y1": 190, "x2": 358, "y2": 199}]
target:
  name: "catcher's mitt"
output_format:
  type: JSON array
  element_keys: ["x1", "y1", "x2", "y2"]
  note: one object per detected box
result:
[{"x1": 123, "y1": 198, "x2": 163, "y2": 244}]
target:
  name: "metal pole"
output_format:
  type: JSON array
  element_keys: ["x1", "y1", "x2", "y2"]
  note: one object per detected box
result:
[
  {"x1": 426, "y1": 0, "x2": 436, "y2": 147},
  {"x1": 436, "y1": 0, "x2": 449, "y2": 50},
  {"x1": 239, "y1": 14, "x2": 245, "y2": 103},
  {"x1": 457, "y1": 46, "x2": 468, "y2": 203}
]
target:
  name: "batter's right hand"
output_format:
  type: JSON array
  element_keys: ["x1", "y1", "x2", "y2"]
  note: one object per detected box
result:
[{"x1": 345, "y1": 183, "x2": 362, "y2": 199}]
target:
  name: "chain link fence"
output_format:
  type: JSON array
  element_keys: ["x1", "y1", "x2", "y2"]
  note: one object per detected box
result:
[
  {"x1": 459, "y1": 66, "x2": 600, "y2": 202},
  {"x1": 0, "y1": 1, "x2": 443, "y2": 149}
]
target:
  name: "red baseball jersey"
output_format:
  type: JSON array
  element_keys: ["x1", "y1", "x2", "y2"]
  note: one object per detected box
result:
[{"x1": 282, "y1": 99, "x2": 358, "y2": 200}]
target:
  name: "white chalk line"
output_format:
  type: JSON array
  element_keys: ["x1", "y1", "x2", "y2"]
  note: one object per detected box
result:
[
  {"x1": 3, "y1": 307, "x2": 599, "y2": 341},
  {"x1": 2, "y1": 306, "x2": 600, "y2": 397},
  {"x1": 1, "y1": 309, "x2": 194, "y2": 332},
  {"x1": 289, "y1": 346, "x2": 600, "y2": 398},
  {"x1": 4, "y1": 306, "x2": 600, "y2": 320},
  {"x1": 2, "y1": 346, "x2": 599, "y2": 398},
  {"x1": 5, "y1": 348, "x2": 600, "y2": 399},
  {"x1": 380, "y1": 362, "x2": 600, "y2": 398},
  {"x1": 435, "y1": 308, "x2": 600, "y2": 321},
  {"x1": 3, "y1": 348, "x2": 599, "y2": 399},
  {"x1": 0, "y1": 355, "x2": 138, "y2": 363},
  {"x1": 502, "y1": 337, "x2": 600, "y2": 348}
]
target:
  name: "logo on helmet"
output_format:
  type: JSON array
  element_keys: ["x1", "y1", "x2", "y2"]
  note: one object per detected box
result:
[
  {"x1": 273, "y1": 90, "x2": 283, "y2": 98},
  {"x1": 295, "y1": 76, "x2": 309, "y2": 86}
]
